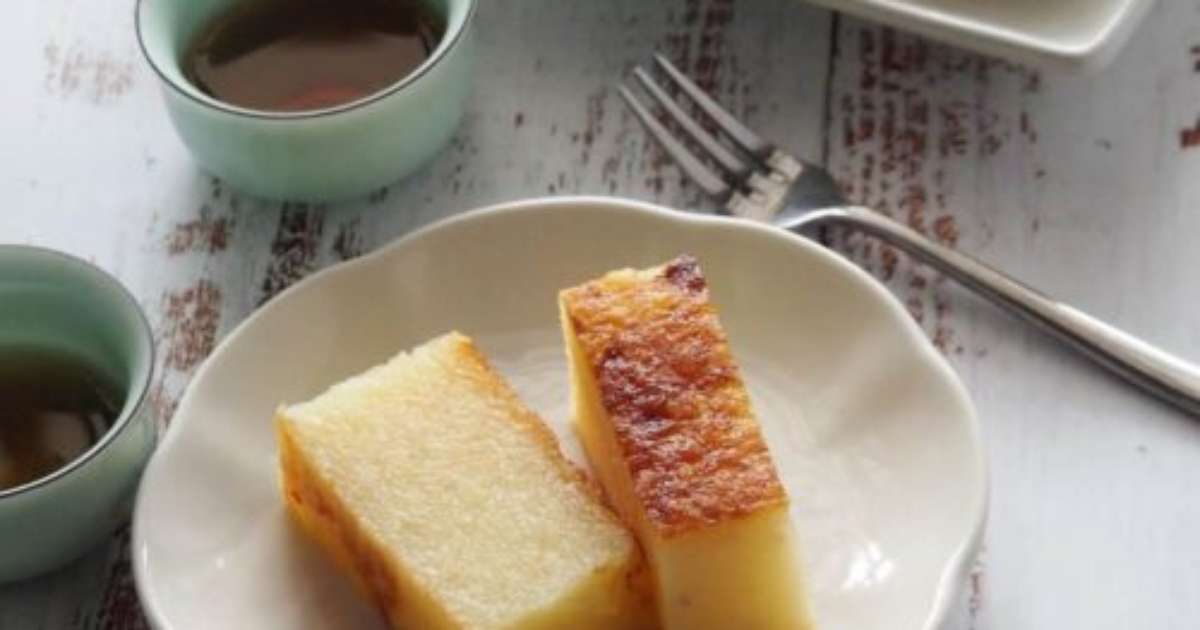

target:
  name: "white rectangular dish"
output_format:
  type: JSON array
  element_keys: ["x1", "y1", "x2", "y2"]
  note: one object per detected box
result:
[{"x1": 809, "y1": 0, "x2": 1156, "y2": 71}]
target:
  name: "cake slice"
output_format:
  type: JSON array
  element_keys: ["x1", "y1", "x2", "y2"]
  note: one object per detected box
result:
[
  {"x1": 559, "y1": 256, "x2": 815, "y2": 630},
  {"x1": 276, "y1": 332, "x2": 654, "y2": 630}
]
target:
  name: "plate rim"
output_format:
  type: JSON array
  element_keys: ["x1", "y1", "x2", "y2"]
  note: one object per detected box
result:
[
  {"x1": 803, "y1": 0, "x2": 1155, "y2": 71},
  {"x1": 132, "y1": 195, "x2": 989, "y2": 630}
]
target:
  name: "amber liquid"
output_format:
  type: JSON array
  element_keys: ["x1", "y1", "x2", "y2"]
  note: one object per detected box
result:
[
  {"x1": 0, "y1": 346, "x2": 122, "y2": 491},
  {"x1": 184, "y1": 0, "x2": 444, "y2": 112}
]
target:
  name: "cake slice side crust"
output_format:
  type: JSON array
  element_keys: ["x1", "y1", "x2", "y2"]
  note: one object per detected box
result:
[
  {"x1": 278, "y1": 332, "x2": 656, "y2": 630},
  {"x1": 278, "y1": 417, "x2": 456, "y2": 629},
  {"x1": 560, "y1": 257, "x2": 816, "y2": 630}
]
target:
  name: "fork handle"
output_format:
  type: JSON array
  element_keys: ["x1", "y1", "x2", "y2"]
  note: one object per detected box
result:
[{"x1": 785, "y1": 206, "x2": 1200, "y2": 416}]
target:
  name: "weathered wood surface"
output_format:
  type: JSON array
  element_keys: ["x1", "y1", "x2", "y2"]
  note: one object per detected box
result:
[{"x1": 2, "y1": 0, "x2": 1199, "y2": 628}]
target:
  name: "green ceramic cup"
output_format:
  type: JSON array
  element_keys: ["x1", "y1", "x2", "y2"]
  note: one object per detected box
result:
[
  {"x1": 0, "y1": 247, "x2": 156, "y2": 583},
  {"x1": 135, "y1": 0, "x2": 477, "y2": 202}
]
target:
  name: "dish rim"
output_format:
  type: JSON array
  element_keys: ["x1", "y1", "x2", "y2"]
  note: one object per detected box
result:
[{"x1": 808, "y1": 0, "x2": 1154, "y2": 71}]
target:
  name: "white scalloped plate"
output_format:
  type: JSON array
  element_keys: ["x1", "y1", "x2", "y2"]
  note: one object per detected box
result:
[{"x1": 132, "y1": 196, "x2": 986, "y2": 630}]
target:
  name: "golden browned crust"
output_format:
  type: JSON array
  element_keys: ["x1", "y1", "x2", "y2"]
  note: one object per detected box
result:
[{"x1": 561, "y1": 256, "x2": 787, "y2": 538}]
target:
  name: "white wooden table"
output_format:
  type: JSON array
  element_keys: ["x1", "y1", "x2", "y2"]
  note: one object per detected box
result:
[{"x1": 3, "y1": 1, "x2": 1199, "y2": 628}]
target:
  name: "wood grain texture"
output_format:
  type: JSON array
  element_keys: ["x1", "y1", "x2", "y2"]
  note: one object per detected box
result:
[{"x1": 3, "y1": 0, "x2": 1200, "y2": 628}]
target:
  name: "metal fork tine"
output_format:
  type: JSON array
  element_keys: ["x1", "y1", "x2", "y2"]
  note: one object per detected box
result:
[
  {"x1": 653, "y1": 53, "x2": 773, "y2": 157},
  {"x1": 618, "y1": 85, "x2": 731, "y2": 198},
  {"x1": 631, "y1": 67, "x2": 750, "y2": 179}
]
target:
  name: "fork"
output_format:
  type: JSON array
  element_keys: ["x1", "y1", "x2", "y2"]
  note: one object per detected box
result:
[{"x1": 620, "y1": 54, "x2": 1200, "y2": 416}]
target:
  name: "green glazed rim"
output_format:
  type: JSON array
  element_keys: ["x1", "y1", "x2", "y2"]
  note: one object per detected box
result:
[
  {"x1": 0, "y1": 246, "x2": 155, "y2": 500},
  {"x1": 134, "y1": 0, "x2": 479, "y2": 121}
]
